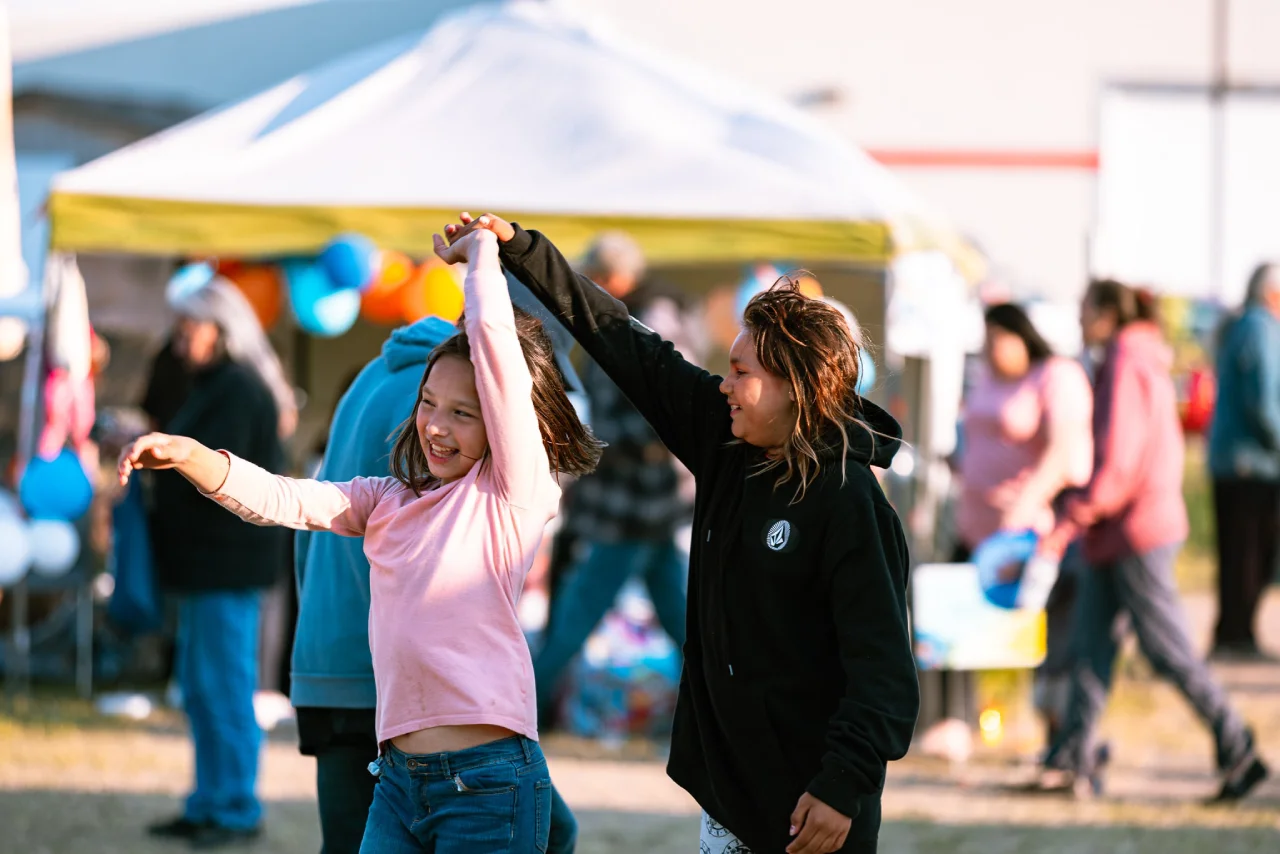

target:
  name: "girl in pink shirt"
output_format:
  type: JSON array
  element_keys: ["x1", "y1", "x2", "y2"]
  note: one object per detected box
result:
[{"x1": 118, "y1": 226, "x2": 603, "y2": 853}]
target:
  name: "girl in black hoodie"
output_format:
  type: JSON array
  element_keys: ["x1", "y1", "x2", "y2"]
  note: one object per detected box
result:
[{"x1": 445, "y1": 214, "x2": 919, "y2": 854}]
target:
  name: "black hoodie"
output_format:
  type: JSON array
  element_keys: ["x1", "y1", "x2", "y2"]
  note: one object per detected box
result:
[{"x1": 499, "y1": 226, "x2": 919, "y2": 853}]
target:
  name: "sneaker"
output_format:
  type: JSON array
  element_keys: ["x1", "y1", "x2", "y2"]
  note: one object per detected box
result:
[
  {"x1": 189, "y1": 824, "x2": 263, "y2": 849},
  {"x1": 147, "y1": 816, "x2": 208, "y2": 839},
  {"x1": 1210, "y1": 751, "x2": 1269, "y2": 803}
]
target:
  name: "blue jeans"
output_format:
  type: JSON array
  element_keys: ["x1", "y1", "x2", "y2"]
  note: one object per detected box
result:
[
  {"x1": 534, "y1": 539, "x2": 687, "y2": 716},
  {"x1": 360, "y1": 737, "x2": 552, "y2": 853},
  {"x1": 177, "y1": 591, "x2": 263, "y2": 830}
]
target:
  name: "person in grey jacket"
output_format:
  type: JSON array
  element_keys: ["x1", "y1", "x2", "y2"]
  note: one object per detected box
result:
[{"x1": 1208, "y1": 262, "x2": 1280, "y2": 660}]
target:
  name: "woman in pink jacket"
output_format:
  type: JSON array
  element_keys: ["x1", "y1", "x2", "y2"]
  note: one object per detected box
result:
[{"x1": 1036, "y1": 280, "x2": 1267, "y2": 802}]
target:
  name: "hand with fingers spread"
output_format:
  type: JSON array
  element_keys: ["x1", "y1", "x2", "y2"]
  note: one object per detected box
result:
[
  {"x1": 117, "y1": 432, "x2": 230, "y2": 493},
  {"x1": 786, "y1": 793, "x2": 851, "y2": 854}
]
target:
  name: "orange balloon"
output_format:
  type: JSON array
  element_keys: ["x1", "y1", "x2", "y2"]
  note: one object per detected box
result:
[
  {"x1": 402, "y1": 261, "x2": 464, "y2": 323},
  {"x1": 703, "y1": 285, "x2": 742, "y2": 351},
  {"x1": 213, "y1": 258, "x2": 245, "y2": 278},
  {"x1": 225, "y1": 264, "x2": 282, "y2": 329},
  {"x1": 360, "y1": 251, "x2": 416, "y2": 325},
  {"x1": 796, "y1": 275, "x2": 823, "y2": 299}
]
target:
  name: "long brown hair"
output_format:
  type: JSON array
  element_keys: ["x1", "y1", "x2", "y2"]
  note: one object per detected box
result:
[
  {"x1": 1086, "y1": 278, "x2": 1157, "y2": 328},
  {"x1": 390, "y1": 308, "x2": 603, "y2": 494},
  {"x1": 741, "y1": 275, "x2": 871, "y2": 502}
]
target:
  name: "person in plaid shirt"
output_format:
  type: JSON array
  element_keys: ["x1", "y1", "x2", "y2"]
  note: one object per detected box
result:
[{"x1": 533, "y1": 231, "x2": 702, "y2": 721}]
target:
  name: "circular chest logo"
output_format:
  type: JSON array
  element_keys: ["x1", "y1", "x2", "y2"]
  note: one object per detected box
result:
[{"x1": 765, "y1": 519, "x2": 791, "y2": 552}]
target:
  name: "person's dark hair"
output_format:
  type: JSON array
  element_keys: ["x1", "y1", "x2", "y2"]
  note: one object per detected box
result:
[
  {"x1": 741, "y1": 274, "x2": 872, "y2": 502},
  {"x1": 983, "y1": 303, "x2": 1054, "y2": 362},
  {"x1": 1245, "y1": 262, "x2": 1279, "y2": 305},
  {"x1": 1086, "y1": 279, "x2": 1157, "y2": 327},
  {"x1": 390, "y1": 308, "x2": 603, "y2": 495}
]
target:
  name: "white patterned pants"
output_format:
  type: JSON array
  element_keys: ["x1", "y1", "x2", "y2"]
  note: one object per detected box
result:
[{"x1": 700, "y1": 812, "x2": 753, "y2": 853}]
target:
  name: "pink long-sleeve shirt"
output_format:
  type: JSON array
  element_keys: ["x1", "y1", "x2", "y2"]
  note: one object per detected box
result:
[{"x1": 206, "y1": 238, "x2": 560, "y2": 744}]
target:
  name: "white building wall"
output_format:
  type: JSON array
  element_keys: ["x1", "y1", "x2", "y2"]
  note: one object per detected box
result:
[{"x1": 593, "y1": 0, "x2": 1280, "y2": 300}]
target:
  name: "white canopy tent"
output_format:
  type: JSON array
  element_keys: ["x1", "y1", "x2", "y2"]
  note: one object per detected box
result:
[{"x1": 48, "y1": 0, "x2": 979, "y2": 273}]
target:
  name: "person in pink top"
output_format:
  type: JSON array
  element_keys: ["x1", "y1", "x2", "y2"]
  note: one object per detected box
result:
[
  {"x1": 118, "y1": 226, "x2": 604, "y2": 853},
  {"x1": 1036, "y1": 280, "x2": 1267, "y2": 802},
  {"x1": 956, "y1": 303, "x2": 1094, "y2": 555},
  {"x1": 955, "y1": 303, "x2": 1093, "y2": 745}
]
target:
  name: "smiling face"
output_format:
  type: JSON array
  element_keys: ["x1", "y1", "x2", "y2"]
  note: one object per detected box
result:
[
  {"x1": 415, "y1": 354, "x2": 488, "y2": 484},
  {"x1": 719, "y1": 331, "x2": 796, "y2": 452}
]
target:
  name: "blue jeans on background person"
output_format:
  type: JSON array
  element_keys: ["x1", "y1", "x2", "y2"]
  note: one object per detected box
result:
[
  {"x1": 360, "y1": 737, "x2": 552, "y2": 853},
  {"x1": 178, "y1": 590, "x2": 264, "y2": 831},
  {"x1": 534, "y1": 539, "x2": 687, "y2": 718}
]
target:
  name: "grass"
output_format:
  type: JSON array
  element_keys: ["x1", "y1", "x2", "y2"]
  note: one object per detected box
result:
[{"x1": 1178, "y1": 436, "x2": 1217, "y2": 593}]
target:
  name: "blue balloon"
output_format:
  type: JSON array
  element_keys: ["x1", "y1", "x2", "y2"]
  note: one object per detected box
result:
[
  {"x1": 319, "y1": 234, "x2": 380, "y2": 293},
  {"x1": 285, "y1": 260, "x2": 360, "y2": 337},
  {"x1": 971, "y1": 529, "x2": 1039, "y2": 610},
  {"x1": 167, "y1": 262, "x2": 215, "y2": 303},
  {"x1": 856, "y1": 350, "x2": 877, "y2": 395},
  {"x1": 19, "y1": 449, "x2": 93, "y2": 521}
]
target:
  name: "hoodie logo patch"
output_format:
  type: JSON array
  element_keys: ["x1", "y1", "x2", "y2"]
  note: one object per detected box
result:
[{"x1": 765, "y1": 519, "x2": 792, "y2": 552}]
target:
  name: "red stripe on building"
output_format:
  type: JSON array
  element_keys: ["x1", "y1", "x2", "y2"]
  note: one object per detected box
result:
[{"x1": 866, "y1": 149, "x2": 1099, "y2": 170}]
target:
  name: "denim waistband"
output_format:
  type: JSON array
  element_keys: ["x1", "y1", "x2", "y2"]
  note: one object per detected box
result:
[{"x1": 381, "y1": 736, "x2": 539, "y2": 778}]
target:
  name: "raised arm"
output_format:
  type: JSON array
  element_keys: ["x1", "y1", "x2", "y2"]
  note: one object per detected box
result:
[
  {"x1": 450, "y1": 216, "x2": 727, "y2": 474},
  {"x1": 432, "y1": 229, "x2": 548, "y2": 507},
  {"x1": 118, "y1": 433, "x2": 387, "y2": 535}
]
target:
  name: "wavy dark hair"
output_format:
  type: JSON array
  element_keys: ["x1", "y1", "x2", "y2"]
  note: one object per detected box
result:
[
  {"x1": 741, "y1": 274, "x2": 873, "y2": 502},
  {"x1": 1086, "y1": 278, "x2": 1158, "y2": 327},
  {"x1": 389, "y1": 308, "x2": 603, "y2": 495},
  {"x1": 984, "y1": 303, "x2": 1054, "y2": 362}
]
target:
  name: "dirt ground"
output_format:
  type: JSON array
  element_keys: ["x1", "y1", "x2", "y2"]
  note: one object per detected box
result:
[{"x1": 3, "y1": 591, "x2": 1280, "y2": 853}]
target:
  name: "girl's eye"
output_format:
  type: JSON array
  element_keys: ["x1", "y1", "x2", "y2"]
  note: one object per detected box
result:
[
  {"x1": 455, "y1": 410, "x2": 472, "y2": 419},
  {"x1": 420, "y1": 399, "x2": 434, "y2": 408}
]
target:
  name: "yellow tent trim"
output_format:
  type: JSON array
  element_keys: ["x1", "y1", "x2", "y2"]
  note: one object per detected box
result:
[{"x1": 49, "y1": 193, "x2": 895, "y2": 265}]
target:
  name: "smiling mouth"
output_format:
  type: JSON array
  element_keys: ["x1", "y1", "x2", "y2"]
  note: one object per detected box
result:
[
  {"x1": 728, "y1": 404, "x2": 742, "y2": 416},
  {"x1": 427, "y1": 442, "x2": 460, "y2": 462}
]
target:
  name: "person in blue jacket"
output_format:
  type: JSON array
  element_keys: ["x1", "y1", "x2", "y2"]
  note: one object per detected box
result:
[
  {"x1": 1208, "y1": 262, "x2": 1280, "y2": 660},
  {"x1": 293, "y1": 299, "x2": 581, "y2": 854}
]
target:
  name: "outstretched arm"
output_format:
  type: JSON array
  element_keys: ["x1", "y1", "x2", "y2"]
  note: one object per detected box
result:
[
  {"x1": 119, "y1": 433, "x2": 385, "y2": 535},
  {"x1": 447, "y1": 214, "x2": 727, "y2": 474}
]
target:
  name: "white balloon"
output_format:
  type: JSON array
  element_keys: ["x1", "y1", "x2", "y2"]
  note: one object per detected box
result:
[
  {"x1": 0, "y1": 316, "x2": 26, "y2": 362},
  {"x1": 0, "y1": 513, "x2": 31, "y2": 585},
  {"x1": 27, "y1": 518, "x2": 80, "y2": 577}
]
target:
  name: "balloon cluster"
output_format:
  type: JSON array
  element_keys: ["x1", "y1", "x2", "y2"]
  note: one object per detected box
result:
[
  {"x1": 0, "y1": 449, "x2": 91, "y2": 586},
  {"x1": 182, "y1": 234, "x2": 465, "y2": 337}
]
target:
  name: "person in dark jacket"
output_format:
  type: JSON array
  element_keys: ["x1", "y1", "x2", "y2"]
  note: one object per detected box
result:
[
  {"x1": 146, "y1": 276, "x2": 290, "y2": 849},
  {"x1": 1207, "y1": 262, "x2": 1280, "y2": 659},
  {"x1": 445, "y1": 213, "x2": 918, "y2": 854},
  {"x1": 534, "y1": 230, "x2": 700, "y2": 721}
]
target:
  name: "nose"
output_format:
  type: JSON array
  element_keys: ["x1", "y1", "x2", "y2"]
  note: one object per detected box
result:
[{"x1": 719, "y1": 375, "x2": 732, "y2": 396}]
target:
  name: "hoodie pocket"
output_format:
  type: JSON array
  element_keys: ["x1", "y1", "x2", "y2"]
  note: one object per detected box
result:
[{"x1": 762, "y1": 690, "x2": 830, "y2": 789}]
